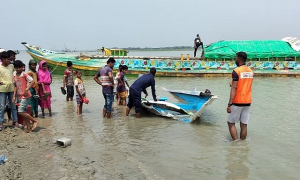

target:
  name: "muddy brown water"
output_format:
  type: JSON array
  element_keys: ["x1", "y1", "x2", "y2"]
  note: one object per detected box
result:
[{"x1": 1, "y1": 51, "x2": 299, "y2": 179}]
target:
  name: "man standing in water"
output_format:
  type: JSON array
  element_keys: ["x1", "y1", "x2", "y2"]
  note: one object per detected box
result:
[
  {"x1": 94, "y1": 58, "x2": 115, "y2": 118},
  {"x1": 227, "y1": 52, "x2": 253, "y2": 141},
  {"x1": 194, "y1": 34, "x2": 203, "y2": 57},
  {"x1": 126, "y1": 67, "x2": 157, "y2": 118}
]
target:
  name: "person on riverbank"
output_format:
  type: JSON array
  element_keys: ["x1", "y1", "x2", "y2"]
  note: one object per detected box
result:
[
  {"x1": 117, "y1": 65, "x2": 129, "y2": 106},
  {"x1": 0, "y1": 51, "x2": 12, "y2": 122},
  {"x1": 7, "y1": 50, "x2": 16, "y2": 64},
  {"x1": 4, "y1": 50, "x2": 18, "y2": 123},
  {"x1": 0, "y1": 52, "x2": 18, "y2": 131},
  {"x1": 12, "y1": 60, "x2": 38, "y2": 132},
  {"x1": 227, "y1": 52, "x2": 253, "y2": 141},
  {"x1": 126, "y1": 67, "x2": 157, "y2": 118},
  {"x1": 74, "y1": 70, "x2": 86, "y2": 115},
  {"x1": 38, "y1": 60, "x2": 52, "y2": 117},
  {"x1": 62, "y1": 61, "x2": 74, "y2": 101},
  {"x1": 28, "y1": 60, "x2": 39, "y2": 117},
  {"x1": 194, "y1": 34, "x2": 203, "y2": 57},
  {"x1": 94, "y1": 58, "x2": 115, "y2": 118},
  {"x1": 0, "y1": 49, "x2": 5, "y2": 65}
]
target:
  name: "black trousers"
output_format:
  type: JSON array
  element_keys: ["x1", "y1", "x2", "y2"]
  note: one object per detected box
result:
[
  {"x1": 194, "y1": 42, "x2": 204, "y2": 57},
  {"x1": 127, "y1": 89, "x2": 142, "y2": 113}
]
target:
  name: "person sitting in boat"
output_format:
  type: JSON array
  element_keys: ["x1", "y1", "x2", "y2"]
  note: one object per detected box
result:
[
  {"x1": 101, "y1": 47, "x2": 105, "y2": 56},
  {"x1": 194, "y1": 34, "x2": 203, "y2": 57},
  {"x1": 126, "y1": 67, "x2": 157, "y2": 118}
]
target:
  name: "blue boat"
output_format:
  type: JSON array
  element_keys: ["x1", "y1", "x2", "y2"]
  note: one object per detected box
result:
[{"x1": 141, "y1": 88, "x2": 217, "y2": 123}]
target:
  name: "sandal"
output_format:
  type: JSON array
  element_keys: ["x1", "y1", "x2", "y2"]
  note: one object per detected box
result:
[
  {"x1": 60, "y1": 87, "x2": 66, "y2": 95},
  {"x1": 43, "y1": 92, "x2": 51, "y2": 100}
]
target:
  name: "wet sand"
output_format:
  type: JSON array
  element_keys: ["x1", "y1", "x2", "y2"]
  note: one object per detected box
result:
[{"x1": 0, "y1": 118, "x2": 97, "y2": 180}]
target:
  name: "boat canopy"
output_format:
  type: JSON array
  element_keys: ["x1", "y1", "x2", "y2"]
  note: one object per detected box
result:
[{"x1": 204, "y1": 40, "x2": 300, "y2": 59}]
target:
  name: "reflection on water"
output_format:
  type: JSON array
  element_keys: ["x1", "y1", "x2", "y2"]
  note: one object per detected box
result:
[{"x1": 226, "y1": 141, "x2": 250, "y2": 180}]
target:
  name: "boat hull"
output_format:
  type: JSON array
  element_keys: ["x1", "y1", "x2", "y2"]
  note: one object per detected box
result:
[
  {"x1": 23, "y1": 43, "x2": 300, "y2": 77},
  {"x1": 141, "y1": 88, "x2": 217, "y2": 123}
]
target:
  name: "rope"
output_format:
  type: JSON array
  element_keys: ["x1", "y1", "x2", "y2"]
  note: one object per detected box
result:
[{"x1": 50, "y1": 61, "x2": 63, "y2": 74}]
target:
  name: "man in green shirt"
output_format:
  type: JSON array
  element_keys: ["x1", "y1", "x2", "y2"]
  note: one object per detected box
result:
[{"x1": 0, "y1": 52, "x2": 18, "y2": 131}]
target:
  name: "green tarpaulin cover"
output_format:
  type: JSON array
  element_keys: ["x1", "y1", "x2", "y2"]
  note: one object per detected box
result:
[{"x1": 204, "y1": 40, "x2": 300, "y2": 59}]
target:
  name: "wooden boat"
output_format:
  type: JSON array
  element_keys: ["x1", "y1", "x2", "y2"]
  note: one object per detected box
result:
[
  {"x1": 21, "y1": 40, "x2": 300, "y2": 77},
  {"x1": 141, "y1": 88, "x2": 217, "y2": 123}
]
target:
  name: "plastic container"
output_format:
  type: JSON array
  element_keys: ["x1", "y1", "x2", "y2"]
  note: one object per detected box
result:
[{"x1": 56, "y1": 138, "x2": 72, "y2": 147}]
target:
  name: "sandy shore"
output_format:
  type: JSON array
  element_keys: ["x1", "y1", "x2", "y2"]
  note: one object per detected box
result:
[{"x1": 0, "y1": 119, "x2": 96, "y2": 180}]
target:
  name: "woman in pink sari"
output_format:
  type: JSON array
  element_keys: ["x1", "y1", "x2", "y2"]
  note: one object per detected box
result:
[{"x1": 38, "y1": 60, "x2": 52, "y2": 116}]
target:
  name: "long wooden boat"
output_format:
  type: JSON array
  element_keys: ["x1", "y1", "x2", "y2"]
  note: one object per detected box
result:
[{"x1": 22, "y1": 41, "x2": 300, "y2": 77}]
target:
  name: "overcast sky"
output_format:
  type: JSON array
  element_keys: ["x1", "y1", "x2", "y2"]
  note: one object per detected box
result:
[{"x1": 1, "y1": 0, "x2": 299, "y2": 50}]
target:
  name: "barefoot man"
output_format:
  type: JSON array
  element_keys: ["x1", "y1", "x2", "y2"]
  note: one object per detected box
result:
[{"x1": 227, "y1": 52, "x2": 253, "y2": 140}]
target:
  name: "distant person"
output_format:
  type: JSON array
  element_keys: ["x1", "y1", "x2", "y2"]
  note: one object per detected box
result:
[
  {"x1": 62, "y1": 61, "x2": 74, "y2": 101},
  {"x1": 94, "y1": 58, "x2": 115, "y2": 118},
  {"x1": 101, "y1": 47, "x2": 105, "y2": 56},
  {"x1": 38, "y1": 61, "x2": 52, "y2": 117},
  {"x1": 6, "y1": 50, "x2": 16, "y2": 64},
  {"x1": 194, "y1": 34, "x2": 203, "y2": 57},
  {"x1": 126, "y1": 67, "x2": 157, "y2": 118},
  {"x1": 12, "y1": 60, "x2": 38, "y2": 132},
  {"x1": 0, "y1": 52, "x2": 18, "y2": 131},
  {"x1": 117, "y1": 65, "x2": 129, "y2": 106},
  {"x1": 227, "y1": 52, "x2": 253, "y2": 141},
  {"x1": 28, "y1": 60, "x2": 39, "y2": 117},
  {"x1": 74, "y1": 70, "x2": 86, "y2": 115}
]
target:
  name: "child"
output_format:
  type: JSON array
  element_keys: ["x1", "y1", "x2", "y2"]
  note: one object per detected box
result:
[
  {"x1": 114, "y1": 65, "x2": 130, "y2": 101},
  {"x1": 113, "y1": 65, "x2": 122, "y2": 101},
  {"x1": 27, "y1": 59, "x2": 39, "y2": 117},
  {"x1": 62, "y1": 61, "x2": 74, "y2": 101},
  {"x1": 74, "y1": 70, "x2": 86, "y2": 114},
  {"x1": 117, "y1": 65, "x2": 129, "y2": 106},
  {"x1": 12, "y1": 60, "x2": 38, "y2": 132},
  {"x1": 22, "y1": 64, "x2": 25, "y2": 72},
  {"x1": 37, "y1": 60, "x2": 52, "y2": 117}
]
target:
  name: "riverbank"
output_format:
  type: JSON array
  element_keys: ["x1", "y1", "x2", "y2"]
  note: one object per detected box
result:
[{"x1": 0, "y1": 117, "x2": 96, "y2": 180}]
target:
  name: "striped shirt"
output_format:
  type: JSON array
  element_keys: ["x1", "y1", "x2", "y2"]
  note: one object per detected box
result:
[{"x1": 97, "y1": 65, "x2": 113, "y2": 94}]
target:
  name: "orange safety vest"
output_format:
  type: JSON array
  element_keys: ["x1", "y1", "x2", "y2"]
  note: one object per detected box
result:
[{"x1": 232, "y1": 65, "x2": 253, "y2": 104}]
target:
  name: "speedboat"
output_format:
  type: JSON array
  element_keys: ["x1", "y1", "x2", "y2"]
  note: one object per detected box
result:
[{"x1": 141, "y1": 88, "x2": 217, "y2": 123}]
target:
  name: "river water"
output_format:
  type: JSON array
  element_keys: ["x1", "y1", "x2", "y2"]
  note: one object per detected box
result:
[{"x1": 16, "y1": 51, "x2": 300, "y2": 179}]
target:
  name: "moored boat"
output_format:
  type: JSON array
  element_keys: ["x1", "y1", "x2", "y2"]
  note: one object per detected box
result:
[{"x1": 21, "y1": 40, "x2": 300, "y2": 77}]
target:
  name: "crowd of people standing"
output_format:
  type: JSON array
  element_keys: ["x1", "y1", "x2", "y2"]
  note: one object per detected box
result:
[
  {"x1": 0, "y1": 47, "x2": 252, "y2": 141},
  {"x1": 0, "y1": 50, "x2": 53, "y2": 132}
]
